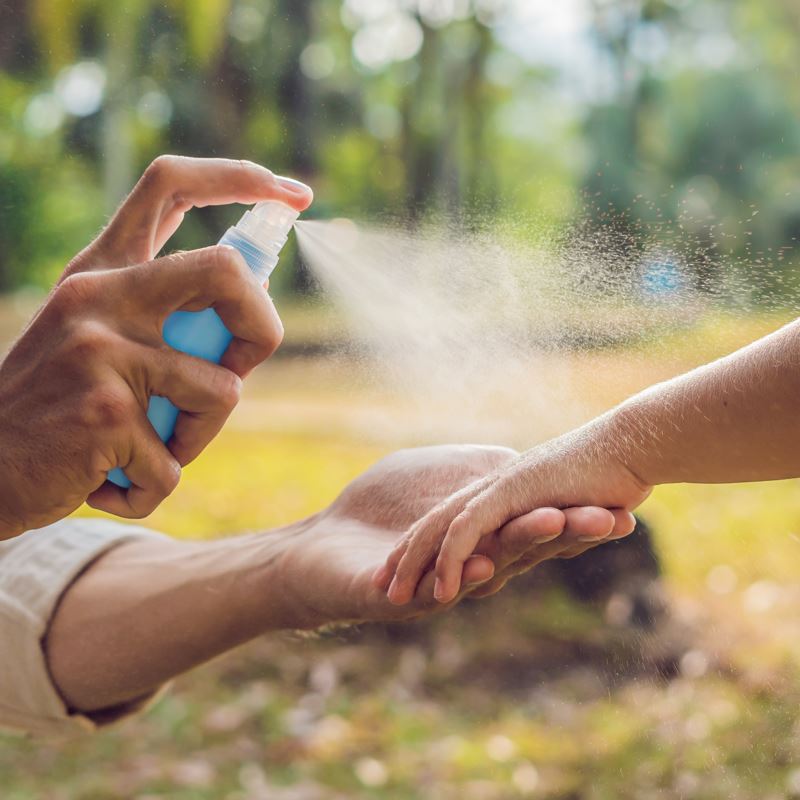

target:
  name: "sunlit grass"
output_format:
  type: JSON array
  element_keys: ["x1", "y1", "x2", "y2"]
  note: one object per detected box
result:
[{"x1": 79, "y1": 429, "x2": 387, "y2": 538}]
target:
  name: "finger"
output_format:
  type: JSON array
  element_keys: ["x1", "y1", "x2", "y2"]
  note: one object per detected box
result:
[
  {"x1": 100, "y1": 156, "x2": 313, "y2": 264},
  {"x1": 411, "y1": 557, "x2": 494, "y2": 609},
  {"x1": 468, "y1": 506, "x2": 618, "y2": 597},
  {"x1": 372, "y1": 540, "x2": 407, "y2": 590},
  {"x1": 432, "y1": 474, "x2": 532, "y2": 604},
  {"x1": 87, "y1": 413, "x2": 181, "y2": 518},
  {"x1": 514, "y1": 506, "x2": 614, "y2": 565},
  {"x1": 564, "y1": 505, "x2": 616, "y2": 541},
  {"x1": 385, "y1": 472, "x2": 501, "y2": 605},
  {"x1": 373, "y1": 521, "x2": 425, "y2": 592},
  {"x1": 556, "y1": 509, "x2": 635, "y2": 557},
  {"x1": 606, "y1": 509, "x2": 637, "y2": 539},
  {"x1": 555, "y1": 508, "x2": 635, "y2": 559},
  {"x1": 478, "y1": 506, "x2": 634, "y2": 575},
  {"x1": 458, "y1": 508, "x2": 566, "y2": 597},
  {"x1": 143, "y1": 347, "x2": 243, "y2": 465},
  {"x1": 218, "y1": 290, "x2": 284, "y2": 378},
  {"x1": 432, "y1": 507, "x2": 503, "y2": 605},
  {"x1": 364, "y1": 564, "x2": 460, "y2": 625},
  {"x1": 457, "y1": 505, "x2": 561, "y2": 578},
  {"x1": 490, "y1": 507, "x2": 566, "y2": 558},
  {"x1": 461, "y1": 554, "x2": 495, "y2": 586},
  {"x1": 117, "y1": 247, "x2": 284, "y2": 365},
  {"x1": 386, "y1": 496, "x2": 475, "y2": 606},
  {"x1": 379, "y1": 521, "x2": 501, "y2": 595}
]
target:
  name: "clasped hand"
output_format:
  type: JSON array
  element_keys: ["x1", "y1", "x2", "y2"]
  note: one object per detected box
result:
[
  {"x1": 277, "y1": 442, "x2": 641, "y2": 627},
  {"x1": 375, "y1": 424, "x2": 651, "y2": 606}
]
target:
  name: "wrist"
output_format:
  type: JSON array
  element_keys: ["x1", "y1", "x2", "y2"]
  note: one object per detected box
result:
[
  {"x1": 233, "y1": 520, "x2": 323, "y2": 631},
  {"x1": 263, "y1": 514, "x2": 349, "y2": 630},
  {"x1": 596, "y1": 400, "x2": 657, "y2": 494}
]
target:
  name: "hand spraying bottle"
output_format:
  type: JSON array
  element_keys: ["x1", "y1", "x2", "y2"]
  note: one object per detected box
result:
[{"x1": 108, "y1": 200, "x2": 300, "y2": 488}]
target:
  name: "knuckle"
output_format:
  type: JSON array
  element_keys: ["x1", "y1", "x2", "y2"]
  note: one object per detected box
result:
[
  {"x1": 83, "y1": 385, "x2": 132, "y2": 428},
  {"x1": 141, "y1": 156, "x2": 191, "y2": 212},
  {"x1": 257, "y1": 312, "x2": 284, "y2": 359},
  {"x1": 213, "y1": 245, "x2": 247, "y2": 278},
  {"x1": 136, "y1": 467, "x2": 180, "y2": 514},
  {"x1": 239, "y1": 158, "x2": 273, "y2": 180},
  {"x1": 128, "y1": 498, "x2": 157, "y2": 519},
  {"x1": 55, "y1": 272, "x2": 100, "y2": 311},
  {"x1": 66, "y1": 319, "x2": 113, "y2": 360},
  {"x1": 214, "y1": 369, "x2": 243, "y2": 411},
  {"x1": 269, "y1": 310, "x2": 285, "y2": 348},
  {"x1": 199, "y1": 245, "x2": 249, "y2": 305},
  {"x1": 447, "y1": 514, "x2": 471, "y2": 540},
  {"x1": 155, "y1": 461, "x2": 181, "y2": 497},
  {"x1": 88, "y1": 446, "x2": 116, "y2": 477},
  {"x1": 144, "y1": 154, "x2": 179, "y2": 183}
]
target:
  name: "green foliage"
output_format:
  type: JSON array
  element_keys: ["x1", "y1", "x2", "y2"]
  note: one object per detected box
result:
[
  {"x1": 3, "y1": 0, "x2": 799, "y2": 297},
  {"x1": 0, "y1": 73, "x2": 102, "y2": 289}
]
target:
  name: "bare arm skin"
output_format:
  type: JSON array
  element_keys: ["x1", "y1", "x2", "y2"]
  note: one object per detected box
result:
[
  {"x1": 614, "y1": 317, "x2": 800, "y2": 485},
  {"x1": 44, "y1": 445, "x2": 635, "y2": 715},
  {"x1": 380, "y1": 317, "x2": 800, "y2": 605}
]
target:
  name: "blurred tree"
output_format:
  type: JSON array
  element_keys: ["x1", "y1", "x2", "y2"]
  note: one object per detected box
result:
[
  {"x1": 580, "y1": 0, "x2": 800, "y2": 297},
  {"x1": 0, "y1": 0, "x2": 799, "y2": 299},
  {"x1": 30, "y1": 0, "x2": 232, "y2": 209}
]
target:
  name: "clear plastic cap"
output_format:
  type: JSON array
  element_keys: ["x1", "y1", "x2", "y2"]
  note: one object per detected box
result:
[{"x1": 234, "y1": 200, "x2": 300, "y2": 256}]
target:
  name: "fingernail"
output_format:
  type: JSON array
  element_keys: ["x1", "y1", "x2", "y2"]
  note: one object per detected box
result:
[
  {"x1": 533, "y1": 533, "x2": 561, "y2": 544},
  {"x1": 275, "y1": 175, "x2": 313, "y2": 195},
  {"x1": 433, "y1": 578, "x2": 446, "y2": 602},
  {"x1": 577, "y1": 536, "x2": 605, "y2": 543},
  {"x1": 387, "y1": 577, "x2": 405, "y2": 605}
]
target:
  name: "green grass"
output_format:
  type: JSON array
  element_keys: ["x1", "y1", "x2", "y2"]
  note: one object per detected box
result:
[{"x1": 4, "y1": 308, "x2": 800, "y2": 799}]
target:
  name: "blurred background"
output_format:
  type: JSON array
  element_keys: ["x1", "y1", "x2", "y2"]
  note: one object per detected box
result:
[{"x1": 3, "y1": 1, "x2": 800, "y2": 798}]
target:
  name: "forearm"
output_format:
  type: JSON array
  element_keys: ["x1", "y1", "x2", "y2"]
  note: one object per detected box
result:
[
  {"x1": 605, "y1": 317, "x2": 800, "y2": 486},
  {"x1": 44, "y1": 523, "x2": 309, "y2": 714}
]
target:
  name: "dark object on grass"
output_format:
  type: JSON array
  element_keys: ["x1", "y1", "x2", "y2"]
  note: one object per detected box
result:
[
  {"x1": 372, "y1": 516, "x2": 683, "y2": 687},
  {"x1": 544, "y1": 515, "x2": 665, "y2": 629}
]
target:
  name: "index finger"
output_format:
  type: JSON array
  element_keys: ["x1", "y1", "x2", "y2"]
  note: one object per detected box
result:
[{"x1": 100, "y1": 156, "x2": 313, "y2": 265}]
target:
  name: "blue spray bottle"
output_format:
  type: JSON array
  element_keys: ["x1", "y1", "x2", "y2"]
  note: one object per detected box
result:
[{"x1": 108, "y1": 200, "x2": 300, "y2": 488}]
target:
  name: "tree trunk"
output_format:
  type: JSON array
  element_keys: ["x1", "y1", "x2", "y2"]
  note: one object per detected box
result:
[
  {"x1": 0, "y1": 0, "x2": 36, "y2": 73},
  {"x1": 101, "y1": 10, "x2": 138, "y2": 214}
]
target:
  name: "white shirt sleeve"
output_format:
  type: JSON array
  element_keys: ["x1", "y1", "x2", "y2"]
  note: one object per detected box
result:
[{"x1": 0, "y1": 517, "x2": 169, "y2": 737}]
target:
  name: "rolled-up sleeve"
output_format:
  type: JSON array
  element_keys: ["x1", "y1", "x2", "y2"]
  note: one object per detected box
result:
[{"x1": 0, "y1": 518, "x2": 168, "y2": 737}]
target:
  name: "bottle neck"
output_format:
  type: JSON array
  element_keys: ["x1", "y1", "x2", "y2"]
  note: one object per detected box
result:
[
  {"x1": 233, "y1": 201, "x2": 298, "y2": 258},
  {"x1": 218, "y1": 227, "x2": 279, "y2": 284}
]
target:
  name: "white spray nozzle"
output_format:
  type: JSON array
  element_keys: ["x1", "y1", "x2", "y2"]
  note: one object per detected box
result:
[{"x1": 235, "y1": 200, "x2": 300, "y2": 255}]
